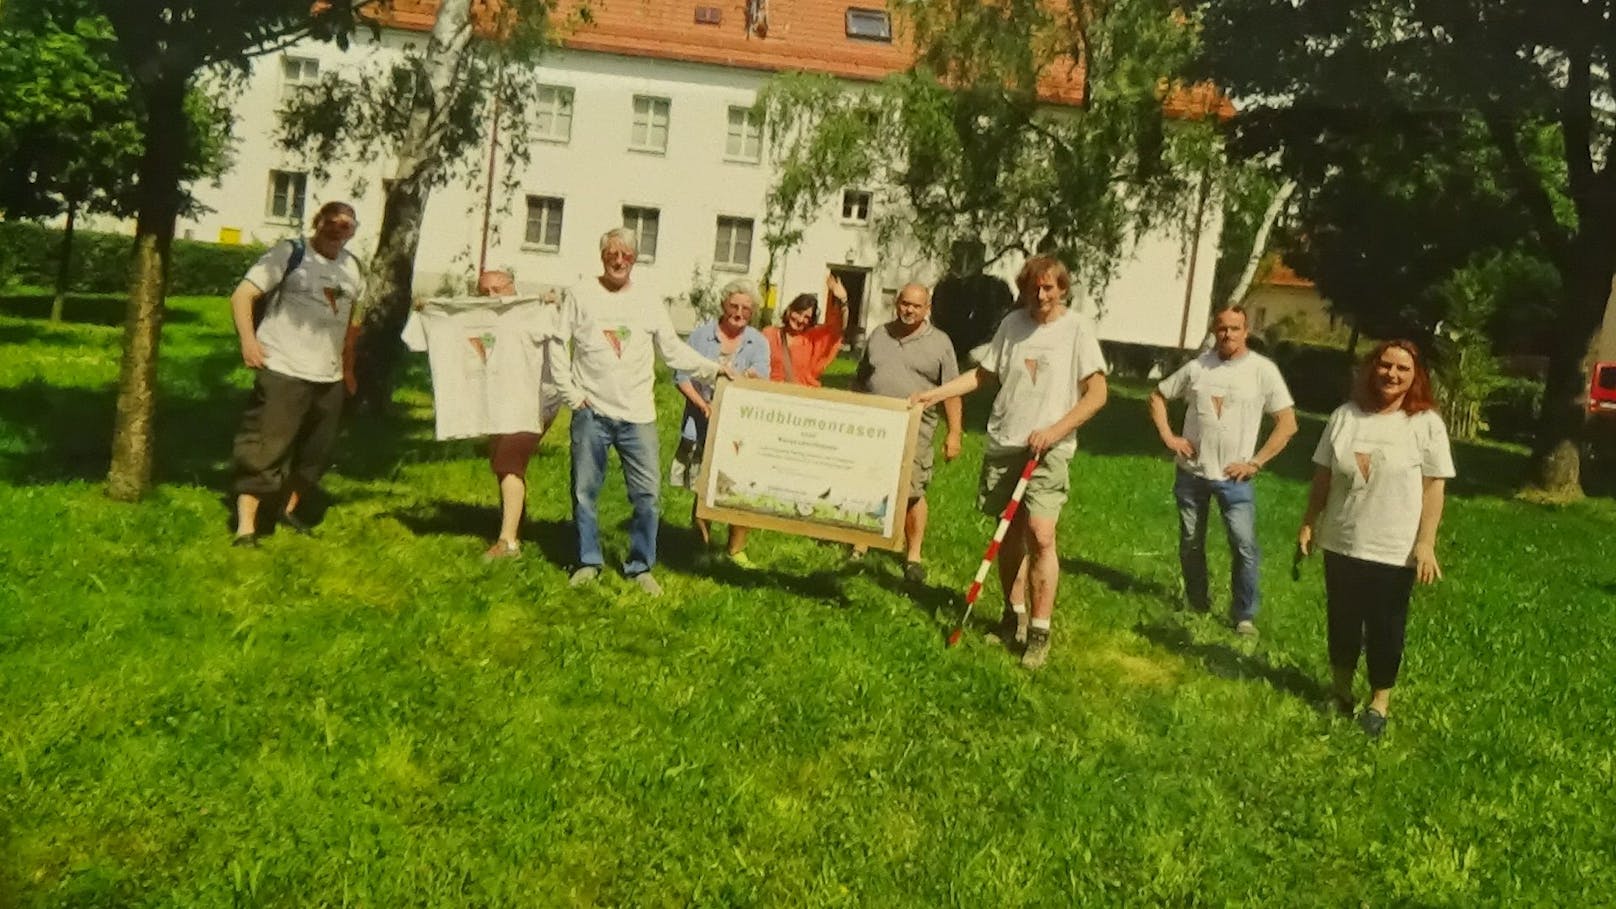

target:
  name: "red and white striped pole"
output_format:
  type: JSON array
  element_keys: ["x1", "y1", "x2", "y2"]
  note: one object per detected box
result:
[{"x1": 947, "y1": 455, "x2": 1039, "y2": 648}]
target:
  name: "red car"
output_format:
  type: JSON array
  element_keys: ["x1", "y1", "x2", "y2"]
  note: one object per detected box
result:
[{"x1": 1591, "y1": 362, "x2": 1616, "y2": 416}]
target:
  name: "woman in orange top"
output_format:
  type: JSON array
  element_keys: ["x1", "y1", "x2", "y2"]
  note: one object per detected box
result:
[
  {"x1": 762, "y1": 273, "x2": 848, "y2": 386},
  {"x1": 727, "y1": 273, "x2": 849, "y2": 568}
]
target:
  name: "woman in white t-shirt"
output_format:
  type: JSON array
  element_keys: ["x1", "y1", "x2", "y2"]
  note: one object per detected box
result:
[{"x1": 1297, "y1": 340, "x2": 1455, "y2": 739}]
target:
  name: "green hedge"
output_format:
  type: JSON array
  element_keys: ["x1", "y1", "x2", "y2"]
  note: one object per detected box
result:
[{"x1": 0, "y1": 221, "x2": 266, "y2": 296}]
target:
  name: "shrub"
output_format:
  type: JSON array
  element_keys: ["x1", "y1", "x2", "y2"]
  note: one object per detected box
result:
[
  {"x1": 1482, "y1": 376, "x2": 1544, "y2": 445},
  {"x1": 0, "y1": 221, "x2": 265, "y2": 296},
  {"x1": 1269, "y1": 339, "x2": 1355, "y2": 413}
]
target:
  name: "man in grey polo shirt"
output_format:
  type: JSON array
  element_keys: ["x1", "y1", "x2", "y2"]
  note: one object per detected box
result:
[{"x1": 853, "y1": 282, "x2": 962, "y2": 582}]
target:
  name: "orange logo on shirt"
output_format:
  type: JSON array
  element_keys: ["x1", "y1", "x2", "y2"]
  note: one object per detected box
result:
[
  {"x1": 322, "y1": 286, "x2": 344, "y2": 313},
  {"x1": 1024, "y1": 358, "x2": 1040, "y2": 385},
  {"x1": 603, "y1": 326, "x2": 631, "y2": 357},
  {"x1": 468, "y1": 333, "x2": 496, "y2": 363}
]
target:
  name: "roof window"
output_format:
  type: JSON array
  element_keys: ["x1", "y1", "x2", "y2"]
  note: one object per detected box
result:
[{"x1": 694, "y1": 5, "x2": 721, "y2": 25}]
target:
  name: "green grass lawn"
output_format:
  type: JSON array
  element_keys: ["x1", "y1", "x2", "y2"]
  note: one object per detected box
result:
[{"x1": 1, "y1": 291, "x2": 1613, "y2": 906}]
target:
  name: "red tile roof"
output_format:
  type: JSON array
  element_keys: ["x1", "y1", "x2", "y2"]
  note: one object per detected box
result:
[
  {"x1": 1259, "y1": 260, "x2": 1316, "y2": 288},
  {"x1": 377, "y1": 0, "x2": 1231, "y2": 116}
]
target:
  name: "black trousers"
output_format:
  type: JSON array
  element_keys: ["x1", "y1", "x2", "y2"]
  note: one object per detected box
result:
[
  {"x1": 1323, "y1": 550, "x2": 1417, "y2": 689},
  {"x1": 231, "y1": 369, "x2": 345, "y2": 498}
]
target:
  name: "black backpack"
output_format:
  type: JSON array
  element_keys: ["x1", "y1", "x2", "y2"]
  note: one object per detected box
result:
[{"x1": 251, "y1": 238, "x2": 306, "y2": 329}]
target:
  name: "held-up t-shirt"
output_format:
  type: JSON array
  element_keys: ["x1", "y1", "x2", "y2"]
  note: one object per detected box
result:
[
  {"x1": 1157, "y1": 349, "x2": 1294, "y2": 478},
  {"x1": 1312, "y1": 403, "x2": 1456, "y2": 567},
  {"x1": 977, "y1": 308, "x2": 1108, "y2": 458},
  {"x1": 400, "y1": 295, "x2": 565, "y2": 440},
  {"x1": 247, "y1": 240, "x2": 366, "y2": 383},
  {"x1": 551, "y1": 280, "x2": 719, "y2": 424}
]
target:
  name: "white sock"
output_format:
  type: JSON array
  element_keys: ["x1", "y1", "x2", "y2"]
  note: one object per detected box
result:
[
  {"x1": 1009, "y1": 602, "x2": 1027, "y2": 615},
  {"x1": 1030, "y1": 616, "x2": 1051, "y2": 631}
]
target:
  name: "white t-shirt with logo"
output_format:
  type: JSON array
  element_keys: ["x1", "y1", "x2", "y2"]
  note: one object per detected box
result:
[
  {"x1": 552, "y1": 280, "x2": 719, "y2": 424},
  {"x1": 247, "y1": 240, "x2": 366, "y2": 383},
  {"x1": 1312, "y1": 403, "x2": 1456, "y2": 566},
  {"x1": 401, "y1": 295, "x2": 565, "y2": 440},
  {"x1": 977, "y1": 308, "x2": 1108, "y2": 458},
  {"x1": 1157, "y1": 349, "x2": 1294, "y2": 478}
]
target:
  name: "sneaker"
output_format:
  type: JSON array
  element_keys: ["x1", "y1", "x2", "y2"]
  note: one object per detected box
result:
[
  {"x1": 568, "y1": 566, "x2": 601, "y2": 587},
  {"x1": 231, "y1": 533, "x2": 258, "y2": 548},
  {"x1": 729, "y1": 550, "x2": 755, "y2": 569},
  {"x1": 903, "y1": 561, "x2": 927, "y2": 584},
  {"x1": 483, "y1": 539, "x2": 521, "y2": 562},
  {"x1": 1359, "y1": 707, "x2": 1388, "y2": 740},
  {"x1": 847, "y1": 545, "x2": 866, "y2": 562},
  {"x1": 1020, "y1": 626, "x2": 1052, "y2": 670},
  {"x1": 984, "y1": 609, "x2": 1028, "y2": 647},
  {"x1": 1234, "y1": 619, "x2": 1258, "y2": 638},
  {"x1": 632, "y1": 572, "x2": 664, "y2": 597}
]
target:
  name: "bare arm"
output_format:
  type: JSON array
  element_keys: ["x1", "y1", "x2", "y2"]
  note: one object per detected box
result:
[
  {"x1": 942, "y1": 396, "x2": 963, "y2": 460},
  {"x1": 1297, "y1": 465, "x2": 1332, "y2": 556},
  {"x1": 1412, "y1": 477, "x2": 1447, "y2": 583},
  {"x1": 1148, "y1": 389, "x2": 1195, "y2": 459},
  {"x1": 1226, "y1": 406, "x2": 1298, "y2": 480},
  {"x1": 1028, "y1": 371, "x2": 1108, "y2": 456},
  {"x1": 913, "y1": 365, "x2": 991, "y2": 406},
  {"x1": 230, "y1": 279, "x2": 267, "y2": 369}
]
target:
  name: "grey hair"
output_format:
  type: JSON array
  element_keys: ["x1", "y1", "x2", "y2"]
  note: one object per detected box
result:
[
  {"x1": 717, "y1": 279, "x2": 760, "y2": 311},
  {"x1": 600, "y1": 227, "x2": 638, "y2": 254}
]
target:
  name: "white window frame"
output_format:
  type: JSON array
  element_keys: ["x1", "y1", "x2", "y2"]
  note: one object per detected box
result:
[
  {"x1": 281, "y1": 56, "x2": 320, "y2": 96},
  {"x1": 725, "y1": 105, "x2": 764, "y2": 163},
  {"x1": 524, "y1": 195, "x2": 565, "y2": 251},
  {"x1": 845, "y1": 8, "x2": 893, "y2": 42},
  {"x1": 840, "y1": 189, "x2": 873, "y2": 225},
  {"x1": 630, "y1": 95, "x2": 672, "y2": 154},
  {"x1": 267, "y1": 170, "x2": 307, "y2": 223},
  {"x1": 713, "y1": 216, "x2": 754, "y2": 272},
  {"x1": 535, "y1": 85, "x2": 574, "y2": 144},
  {"x1": 622, "y1": 205, "x2": 661, "y2": 263}
]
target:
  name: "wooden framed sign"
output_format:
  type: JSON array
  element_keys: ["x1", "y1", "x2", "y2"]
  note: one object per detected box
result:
[{"x1": 694, "y1": 378, "x2": 923, "y2": 551}]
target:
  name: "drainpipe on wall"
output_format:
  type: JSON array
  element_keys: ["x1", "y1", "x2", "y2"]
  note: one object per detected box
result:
[{"x1": 1176, "y1": 163, "x2": 1213, "y2": 349}]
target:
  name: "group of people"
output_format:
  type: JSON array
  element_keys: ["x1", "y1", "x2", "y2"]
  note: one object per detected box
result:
[{"x1": 223, "y1": 207, "x2": 1455, "y2": 739}]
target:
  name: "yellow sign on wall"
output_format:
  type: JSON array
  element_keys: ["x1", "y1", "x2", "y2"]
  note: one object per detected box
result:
[{"x1": 218, "y1": 227, "x2": 242, "y2": 245}]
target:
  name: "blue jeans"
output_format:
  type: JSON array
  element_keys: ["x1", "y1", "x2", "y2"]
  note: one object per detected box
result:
[
  {"x1": 1173, "y1": 468, "x2": 1260, "y2": 621},
  {"x1": 571, "y1": 408, "x2": 661, "y2": 576}
]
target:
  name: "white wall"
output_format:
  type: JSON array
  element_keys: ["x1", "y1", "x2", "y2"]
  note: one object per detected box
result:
[{"x1": 122, "y1": 31, "x2": 1221, "y2": 347}]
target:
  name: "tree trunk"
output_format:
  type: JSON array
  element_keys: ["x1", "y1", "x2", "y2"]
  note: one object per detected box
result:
[
  {"x1": 51, "y1": 201, "x2": 77, "y2": 323},
  {"x1": 107, "y1": 80, "x2": 186, "y2": 502},
  {"x1": 1225, "y1": 179, "x2": 1297, "y2": 308},
  {"x1": 1526, "y1": 253, "x2": 1615, "y2": 499},
  {"x1": 350, "y1": 0, "x2": 474, "y2": 412}
]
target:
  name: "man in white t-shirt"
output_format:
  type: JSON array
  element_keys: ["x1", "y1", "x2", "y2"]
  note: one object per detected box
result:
[
  {"x1": 914, "y1": 255, "x2": 1109, "y2": 670},
  {"x1": 228, "y1": 201, "x2": 365, "y2": 547},
  {"x1": 550, "y1": 228, "x2": 733, "y2": 596},
  {"x1": 1149, "y1": 306, "x2": 1297, "y2": 635}
]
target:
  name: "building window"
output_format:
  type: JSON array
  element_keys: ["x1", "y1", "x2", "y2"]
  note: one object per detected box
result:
[
  {"x1": 841, "y1": 189, "x2": 873, "y2": 224},
  {"x1": 622, "y1": 206, "x2": 661, "y2": 263},
  {"x1": 714, "y1": 216, "x2": 753, "y2": 271},
  {"x1": 281, "y1": 56, "x2": 320, "y2": 96},
  {"x1": 845, "y1": 8, "x2": 892, "y2": 42},
  {"x1": 630, "y1": 95, "x2": 671, "y2": 153},
  {"x1": 524, "y1": 195, "x2": 564, "y2": 250},
  {"x1": 267, "y1": 170, "x2": 307, "y2": 222},
  {"x1": 725, "y1": 106, "x2": 764, "y2": 162},
  {"x1": 535, "y1": 85, "x2": 574, "y2": 143}
]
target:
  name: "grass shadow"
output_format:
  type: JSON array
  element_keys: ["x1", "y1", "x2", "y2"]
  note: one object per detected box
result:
[
  {"x1": 1062, "y1": 555, "x2": 1180, "y2": 606},
  {"x1": 1134, "y1": 616, "x2": 1329, "y2": 705}
]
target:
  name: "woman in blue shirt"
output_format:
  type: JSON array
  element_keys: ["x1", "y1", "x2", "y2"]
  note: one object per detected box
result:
[{"x1": 673, "y1": 279, "x2": 772, "y2": 561}]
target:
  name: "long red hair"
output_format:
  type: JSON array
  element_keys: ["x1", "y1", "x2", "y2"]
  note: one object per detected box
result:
[{"x1": 1352, "y1": 339, "x2": 1436, "y2": 415}]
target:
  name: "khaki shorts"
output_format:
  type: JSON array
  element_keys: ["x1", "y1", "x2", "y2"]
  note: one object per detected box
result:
[
  {"x1": 977, "y1": 448, "x2": 1072, "y2": 520},
  {"x1": 908, "y1": 421, "x2": 937, "y2": 499}
]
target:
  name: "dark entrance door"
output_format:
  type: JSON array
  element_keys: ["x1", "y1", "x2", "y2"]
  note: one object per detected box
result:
[{"x1": 828, "y1": 266, "x2": 869, "y2": 349}]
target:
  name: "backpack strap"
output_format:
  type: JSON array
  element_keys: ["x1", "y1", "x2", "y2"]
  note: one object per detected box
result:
[{"x1": 253, "y1": 238, "x2": 306, "y2": 329}]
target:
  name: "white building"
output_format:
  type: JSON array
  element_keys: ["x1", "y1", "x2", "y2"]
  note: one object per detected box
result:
[{"x1": 173, "y1": 0, "x2": 1222, "y2": 348}]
